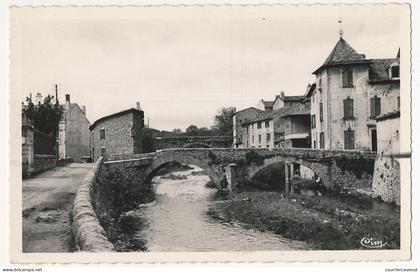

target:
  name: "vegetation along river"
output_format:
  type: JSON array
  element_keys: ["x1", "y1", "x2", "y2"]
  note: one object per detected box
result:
[{"x1": 131, "y1": 165, "x2": 309, "y2": 252}]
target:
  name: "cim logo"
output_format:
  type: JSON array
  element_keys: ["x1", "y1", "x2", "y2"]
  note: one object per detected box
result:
[{"x1": 360, "y1": 237, "x2": 388, "y2": 249}]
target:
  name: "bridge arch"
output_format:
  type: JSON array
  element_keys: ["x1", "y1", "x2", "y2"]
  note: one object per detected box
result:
[
  {"x1": 143, "y1": 150, "x2": 222, "y2": 186},
  {"x1": 248, "y1": 155, "x2": 330, "y2": 186}
]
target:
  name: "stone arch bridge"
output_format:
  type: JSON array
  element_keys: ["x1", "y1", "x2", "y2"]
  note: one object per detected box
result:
[
  {"x1": 104, "y1": 148, "x2": 377, "y2": 194},
  {"x1": 154, "y1": 136, "x2": 232, "y2": 149}
]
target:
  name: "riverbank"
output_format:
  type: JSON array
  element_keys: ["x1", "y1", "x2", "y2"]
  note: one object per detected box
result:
[{"x1": 208, "y1": 191, "x2": 400, "y2": 250}]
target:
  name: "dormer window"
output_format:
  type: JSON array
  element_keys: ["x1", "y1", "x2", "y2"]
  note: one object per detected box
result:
[{"x1": 390, "y1": 65, "x2": 400, "y2": 79}]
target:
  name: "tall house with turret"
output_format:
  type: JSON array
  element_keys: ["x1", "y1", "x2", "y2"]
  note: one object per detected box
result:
[{"x1": 310, "y1": 37, "x2": 400, "y2": 151}]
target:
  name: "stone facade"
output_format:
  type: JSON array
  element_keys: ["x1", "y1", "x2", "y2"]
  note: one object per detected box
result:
[
  {"x1": 243, "y1": 119, "x2": 275, "y2": 149},
  {"x1": 58, "y1": 95, "x2": 90, "y2": 162},
  {"x1": 90, "y1": 107, "x2": 144, "y2": 161},
  {"x1": 155, "y1": 136, "x2": 232, "y2": 149},
  {"x1": 310, "y1": 38, "x2": 400, "y2": 151},
  {"x1": 73, "y1": 157, "x2": 115, "y2": 252},
  {"x1": 104, "y1": 148, "x2": 376, "y2": 195},
  {"x1": 232, "y1": 107, "x2": 264, "y2": 148},
  {"x1": 242, "y1": 100, "x2": 311, "y2": 150},
  {"x1": 22, "y1": 115, "x2": 57, "y2": 178},
  {"x1": 372, "y1": 112, "x2": 400, "y2": 205}
]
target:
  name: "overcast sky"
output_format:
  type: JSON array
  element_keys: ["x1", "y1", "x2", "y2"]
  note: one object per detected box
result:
[{"x1": 11, "y1": 6, "x2": 401, "y2": 131}]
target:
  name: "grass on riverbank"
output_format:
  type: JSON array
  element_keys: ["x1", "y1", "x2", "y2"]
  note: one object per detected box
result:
[{"x1": 208, "y1": 191, "x2": 400, "y2": 250}]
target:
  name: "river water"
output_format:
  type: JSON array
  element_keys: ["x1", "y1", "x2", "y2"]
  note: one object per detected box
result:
[{"x1": 132, "y1": 165, "x2": 308, "y2": 252}]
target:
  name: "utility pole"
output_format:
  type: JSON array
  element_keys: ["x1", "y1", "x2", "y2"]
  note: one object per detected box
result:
[{"x1": 55, "y1": 84, "x2": 59, "y2": 164}]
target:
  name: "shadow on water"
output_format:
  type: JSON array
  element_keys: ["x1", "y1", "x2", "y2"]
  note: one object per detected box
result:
[{"x1": 131, "y1": 164, "x2": 310, "y2": 252}]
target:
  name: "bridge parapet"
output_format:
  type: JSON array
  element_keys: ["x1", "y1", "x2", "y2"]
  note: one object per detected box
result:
[{"x1": 103, "y1": 147, "x2": 377, "y2": 195}]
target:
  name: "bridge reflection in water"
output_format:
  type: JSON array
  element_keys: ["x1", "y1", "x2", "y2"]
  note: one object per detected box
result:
[{"x1": 131, "y1": 165, "x2": 309, "y2": 252}]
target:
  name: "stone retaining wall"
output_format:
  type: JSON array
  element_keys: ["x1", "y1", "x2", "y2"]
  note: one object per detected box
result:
[
  {"x1": 33, "y1": 154, "x2": 56, "y2": 174},
  {"x1": 72, "y1": 157, "x2": 115, "y2": 252}
]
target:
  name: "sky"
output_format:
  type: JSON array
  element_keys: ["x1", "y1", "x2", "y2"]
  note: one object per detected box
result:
[{"x1": 10, "y1": 5, "x2": 401, "y2": 131}]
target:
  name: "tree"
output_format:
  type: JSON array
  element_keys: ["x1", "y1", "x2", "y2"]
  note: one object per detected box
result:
[
  {"x1": 141, "y1": 128, "x2": 156, "y2": 153},
  {"x1": 212, "y1": 107, "x2": 236, "y2": 136},
  {"x1": 22, "y1": 92, "x2": 63, "y2": 135},
  {"x1": 185, "y1": 125, "x2": 199, "y2": 136},
  {"x1": 172, "y1": 128, "x2": 183, "y2": 133}
]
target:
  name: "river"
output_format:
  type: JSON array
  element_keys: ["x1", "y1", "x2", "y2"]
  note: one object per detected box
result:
[{"x1": 132, "y1": 165, "x2": 309, "y2": 252}]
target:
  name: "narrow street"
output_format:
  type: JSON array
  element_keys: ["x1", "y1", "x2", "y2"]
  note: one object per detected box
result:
[{"x1": 22, "y1": 163, "x2": 94, "y2": 253}]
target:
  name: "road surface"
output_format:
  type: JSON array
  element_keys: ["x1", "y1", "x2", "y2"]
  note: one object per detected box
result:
[{"x1": 22, "y1": 163, "x2": 94, "y2": 253}]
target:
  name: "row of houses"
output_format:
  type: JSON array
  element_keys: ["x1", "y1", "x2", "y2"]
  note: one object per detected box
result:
[
  {"x1": 233, "y1": 36, "x2": 401, "y2": 153},
  {"x1": 57, "y1": 95, "x2": 144, "y2": 163}
]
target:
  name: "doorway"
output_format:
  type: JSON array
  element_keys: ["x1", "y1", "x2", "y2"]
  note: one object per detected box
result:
[{"x1": 371, "y1": 129, "x2": 377, "y2": 151}]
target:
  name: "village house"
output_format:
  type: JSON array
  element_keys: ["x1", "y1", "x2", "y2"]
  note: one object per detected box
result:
[
  {"x1": 310, "y1": 36, "x2": 400, "y2": 151},
  {"x1": 58, "y1": 94, "x2": 90, "y2": 162},
  {"x1": 232, "y1": 107, "x2": 265, "y2": 148},
  {"x1": 256, "y1": 99, "x2": 274, "y2": 112},
  {"x1": 241, "y1": 92, "x2": 311, "y2": 149},
  {"x1": 90, "y1": 103, "x2": 144, "y2": 161}
]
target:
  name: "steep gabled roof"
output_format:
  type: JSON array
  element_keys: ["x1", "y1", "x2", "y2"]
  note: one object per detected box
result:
[
  {"x1": 282, "y1": 104, "x2": 311, "y2": 117},
  {"x1": 242, "y1": 103, "x2": 308, "y2": 125},
  {"x1": 263, "y1": 101, "x2": 274, "y2": 107},
  {"x1": 313, "y1": 38, "x2": 369, "y2": 74},
  {"x1": 368, "y1": 58, "x2": 399, "y2": 84},
  {"x1": 233, "y1": 107, "x2": 264, "y2": 115},
  {"x1": 282, "y1": 95, "x2": 306, "y2": 102},
  {"x1": 90, "y1": 108, "x2": 143, "y2": 130}
]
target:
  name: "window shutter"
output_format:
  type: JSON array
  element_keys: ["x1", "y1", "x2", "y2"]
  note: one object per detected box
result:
[
  {"x1": 319, "y1": 102, "x2": 323, "y2": 122},
  {"x1": 343, "y1": 98, "x2": 354, "y2": 119},
  {"x1": 370, "y1": 98, "x2": 375, "y2": 118},
  {"x1": 344, "y1": 129, "x2": 355, "y2": 149},
  {"x1": 375, "y1": 97, "x2": 381, "y2": 116}
]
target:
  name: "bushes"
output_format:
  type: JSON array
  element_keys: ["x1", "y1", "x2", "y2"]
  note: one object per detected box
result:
[
  {"x1": 210, "y1": 191, "x2": 400, "y2": 250},
  {"x1": 93, "y1": 167, "x2": 154, "y2": 251}
]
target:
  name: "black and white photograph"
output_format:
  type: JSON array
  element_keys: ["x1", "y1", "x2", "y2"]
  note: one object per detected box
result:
[{"x1": 3, "y1": 2, "x2": 415, "y2": 266}]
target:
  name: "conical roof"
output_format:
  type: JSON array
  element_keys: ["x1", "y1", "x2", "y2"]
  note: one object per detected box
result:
[
  {"x1": 323, "y1": 38, "x2": 365, "y2": 65},
  {"x1": 313, "y1": 38, "x2": 368, "y2": 74}
]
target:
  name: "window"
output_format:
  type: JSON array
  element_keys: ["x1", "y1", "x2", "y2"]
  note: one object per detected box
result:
[
  {"x1": 344, "y1": 129, "x2": 355, "y2": 149},
  {"x1": 318, "y1": 78, "x2": 322, "y2": 90},
  {"x1": 370, "y1": 96, "x2": 381, "y2": 118},
  {"x1": 266, "y1": 133, "x2": 271, "y2": 142},
  {"x1": 252, "y1": 135, "x2": 254, "y2": 143},
  {"x1": 342, "y1": 68, "x2": 353, "y2": 87},
  {"x1": 343, "y1": 97, "x2": 355, "y2": 120},
  {"x1": 131, "y1": 127, "x2": 136, "y2": 137},
  {"x1": 100, "y1": 128, "x2": 105, "y2": 140},
  {"x1": 257, "y1": 122, "x2": 262, "y2": 129},
  {"x1": 319, "y1": 132, "x2": 325, "y2": 149},
  {"x1": 319, "y1": 102, "x2": 324, "y2": 122},
  {"x1": 397, "y1": 96, "x2": 400, "y2": 110},
  {"x1": 265, "y1": 121, "x2": 270, "y2": 128},
  {"x1": 313, "y1": 140, "x2": 317, "y2": 149},
  {"x1": 258, "y1": 134, "x2": 261, "y2": 144},
  {"x1": 311, "y1": 114, "x2": 316, "y2": 129},
  {"x1": 391, "y1": 65, "x2": 400, "y2": 78}
]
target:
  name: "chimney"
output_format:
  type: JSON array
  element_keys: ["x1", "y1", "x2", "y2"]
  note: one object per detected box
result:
[
  {"x1": 280, "y1": 91, "x2": 285, "y2": 99},
  {"x1": 65, "y1": 94, "x2": 71, "y2": 110},
  {"x1": 81, "y1": 105, "x2": 86, "y2": 115},
  {"x1": 136, "y1": 102, "x2": 141, "y2": 111}
]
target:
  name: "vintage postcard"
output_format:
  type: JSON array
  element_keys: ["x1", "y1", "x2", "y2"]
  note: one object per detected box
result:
[{"x1": 8, "y1": 3, "x2": 411, "y2": 263}]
